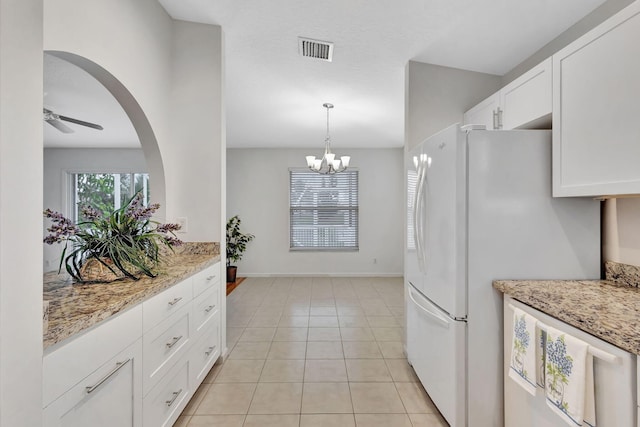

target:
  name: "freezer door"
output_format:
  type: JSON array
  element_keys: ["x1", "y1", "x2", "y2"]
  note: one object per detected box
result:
[
  {"x1": 406, "y1": 283, "x2": 466, "y2": 427},
  {"x1": 419, "y1": 124, "x2": 467, "y2": 318}
]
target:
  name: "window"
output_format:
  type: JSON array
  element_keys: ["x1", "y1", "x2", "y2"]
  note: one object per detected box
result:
[
  {"x1": 289, "y1": 169, "x2": 359, "y2": 251},
  {"x1": 71, "y1": 173, "x2": 150, "y2": 222}
]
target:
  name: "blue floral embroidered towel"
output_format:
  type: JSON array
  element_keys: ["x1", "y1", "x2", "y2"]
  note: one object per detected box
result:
[
  {"x1": 544, "y1": 326, "x2": 589, "y2": 426},
  {"x1": 509, "y1": 308, "x2": 538, "y2": 395}
]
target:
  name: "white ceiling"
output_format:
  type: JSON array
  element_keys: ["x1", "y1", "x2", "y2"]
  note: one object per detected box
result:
[
  {"x1": 44, "y1": 0, "x2": 606, "y2": 150},
  {"x1": 44, "y1": 53, "x2": 139, "y2": 148},
  {"x1": 158, "y1": 0, "x2": 605, "y2": 150}
]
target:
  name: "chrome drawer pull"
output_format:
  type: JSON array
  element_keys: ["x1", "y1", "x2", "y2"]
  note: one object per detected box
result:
[
  {"x1": 168, "y1": 297, "x2": 183, "y2": 306},
  {"x1": 86, "y1": 358, "x2": 131, "y2": 394},
  {"x1": 205, "y1": 346, "x2": 216, "y2": 356},
  {"x1": 166, "y1": 335, "x2": 183, "y2": 349},
  {"x1": 205, "y1": 305, "x2": 215, "y2": 313},
  {"x1": 206, "y1": 275, "x2": 215, "y2": 281},
  {"x1": 165, "y1": 389, "x2": 183, "y2": 407}
]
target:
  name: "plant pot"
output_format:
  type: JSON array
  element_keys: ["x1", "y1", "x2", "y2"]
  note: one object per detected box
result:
[
  {"x1": 227, "y1": 266, "x2": 238, "y2": 283},
  {"x1": 79, "y1": 257, "x2": 127, "y2": 283}
]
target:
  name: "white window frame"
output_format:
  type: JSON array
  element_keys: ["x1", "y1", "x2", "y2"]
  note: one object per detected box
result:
[
  {"x1": 64, "y1": 170, "x2": 149, "y2": 221},
  {"x1": 289, "y1": 168, "x2": 359, "y2": 252}
]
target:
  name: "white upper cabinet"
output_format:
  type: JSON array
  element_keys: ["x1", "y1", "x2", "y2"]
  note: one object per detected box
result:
[
  {"x1": 463, "y1": 92, "x2": 500, "y2": 129},
  {"x1": 463, "y1": 58, "x2": 552, "y2": 130},
  {"x1": 500, "y1": 58, "x2": 552, "y2": 130},
  {"x1": 552, "y1": 1, "x2": 640, "y2": 197}
]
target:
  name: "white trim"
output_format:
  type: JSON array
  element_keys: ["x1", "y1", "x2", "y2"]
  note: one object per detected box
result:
[{"x1": 239, "y1": 273, "x2": 404, "y2": 278}]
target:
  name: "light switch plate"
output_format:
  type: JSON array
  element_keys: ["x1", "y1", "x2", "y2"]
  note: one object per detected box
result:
[{"x1": 176, "y1": 217, "x2": 187, "y2": 233}]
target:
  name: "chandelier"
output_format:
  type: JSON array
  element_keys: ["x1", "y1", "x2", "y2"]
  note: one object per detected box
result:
[{"x1": 305, "y1": 103, "x2": 350, "y2": 174}]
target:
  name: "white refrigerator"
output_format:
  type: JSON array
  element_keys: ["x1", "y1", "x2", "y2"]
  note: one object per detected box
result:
[{"x1": 405, "y1": 124, "x2": 601, "y2": 427}]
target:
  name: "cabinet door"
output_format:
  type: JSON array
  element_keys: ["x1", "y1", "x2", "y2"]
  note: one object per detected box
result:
[
  {"x1": 500, "y1": 58, "x2": 552, "y2": 130},
  {"x1": 43, "y1": 339, "x2": 143, "y2": 427},
  {"x1": 463, "y1": 93, "x2": 500, "y2": 129},
  {"x1": 553, "y1": 1, "x2": 640, "y2": 197}
]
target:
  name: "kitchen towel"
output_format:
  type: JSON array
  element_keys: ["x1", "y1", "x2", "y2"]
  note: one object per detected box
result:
[
  {"x1": 509, "y1": 307, "x2": 538, "y2": 395},
  {"x1": 583, "y1": 354, "x2": 596, "y2": 427},
  {"x1": 536, "y1": 326, "x2": 547, "y2": 388},
  {"x1": 544, "y1": 325, "x2": 589, "y2": 426}
]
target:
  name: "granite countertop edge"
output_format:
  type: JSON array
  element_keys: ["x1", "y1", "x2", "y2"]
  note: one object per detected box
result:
[
  {"x1": 44, "y1": 244, "x2": 220, "y2": 350},
  {"x1": 493, "y1": 279, "x2": 640, "y2": 355}
]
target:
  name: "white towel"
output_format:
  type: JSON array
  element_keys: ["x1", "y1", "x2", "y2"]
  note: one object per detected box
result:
[
  {"x1": 509, "y1": 308, "x2": 538, "y2": 395},
  {"x1": 536, "y1": 326, "x2": 546, "y2": 388},
  {"x1": 544, "y1": 326, "x2": 589, "y2": 426},
  {"x1": 583, "y1": 354, "x2": 596, "y2": 427}
]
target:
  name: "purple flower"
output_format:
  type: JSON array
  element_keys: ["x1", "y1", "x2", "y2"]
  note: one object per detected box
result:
[
  {"x1": 80, "y1": 205, "x2": 101, "y2": 221},
  {"x1": 165, "y1": 236, "x2": 183, "y2": 247},
  {"x1": 43, "y1": 209, "x2": 79, "y2": 245},
  {"x1": 156, "y1": 223, "x2": 182, "y2": 233},
  {"x1": 126, "y1": 193, "x2": 159, "y2": 221}
]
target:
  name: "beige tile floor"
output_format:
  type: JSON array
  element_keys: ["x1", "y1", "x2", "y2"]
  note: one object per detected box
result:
[{"x1": 176, "y1": 277, "x2": 448, "y2": 427}]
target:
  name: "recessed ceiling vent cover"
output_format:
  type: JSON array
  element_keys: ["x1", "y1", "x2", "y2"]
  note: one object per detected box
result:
[{"x1": 298, "y1": 37, "x2": 334, "y2": 62}]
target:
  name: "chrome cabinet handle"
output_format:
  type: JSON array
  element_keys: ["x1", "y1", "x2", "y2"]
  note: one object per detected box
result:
[
  {"x1": 205, "y1": 346, "x2": 216, "y2": 356},
  {"x1": 165, "y1": 389, "x2": 183, "y2": 407},
  {"x1": 206, "y1": 275, "x2": 215, "y2": 281},
  {"x1": 86, "y1": 358, "x2": 131, "y2": 394},
  {"x1": 166, "y1": 335, "x2": 183, "y2": 349},
  {"x1": 205, "y1": 304, "x2": 215, "y2": 313},
  {"x1": 168, "y1": 297, "x2": 183, "y2": 306}
]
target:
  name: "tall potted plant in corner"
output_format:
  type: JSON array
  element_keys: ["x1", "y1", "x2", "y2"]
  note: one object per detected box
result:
[{"x1": 226, "y1": 215, "x2": 254, "y2": 283}]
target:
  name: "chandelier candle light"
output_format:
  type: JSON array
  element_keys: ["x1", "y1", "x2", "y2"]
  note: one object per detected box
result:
[{"x1": 305, "y1": 103, "x2": 351, "y2": 174}]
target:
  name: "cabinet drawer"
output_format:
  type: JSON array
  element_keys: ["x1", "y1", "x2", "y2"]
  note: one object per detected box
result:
[
  {"x1": 192, "y1": 285, "x2": 219, "y2": 339},
  {"x1": 143, "y1": 359, "x2": 190, "y2": 427},
  {"x1": 43, "y1": 305, "x2": 143, "y2": 407},
  {"x1": 192, "y1": 263, "x2": 220, "y2": 297},
  {"x1": 143, "y1": 278, "x2": 192, "y2": 333},
  {"x1": 44, "y1": 339, "x2": 143, "y2": 427},
  {"x1": 190, "y1": 321, "x2": 221, "y2": 386},
  {"x1": 143, "y1": 305, "x2": 191, "y2": 396}
]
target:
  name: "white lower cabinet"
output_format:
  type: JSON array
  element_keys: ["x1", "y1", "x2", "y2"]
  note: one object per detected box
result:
[
  {"x1": 190, "y1": 319, "x2": 221, "y2": 386},
  {"x1": 143, "y1": 358, "x2": 191, "y2": 427},
  {"x1": 43, "y1": 339, "x2": 143, "y2": 427},
  {"x1": 43, "y1": 261, "x2": 222, "y2": 427}
]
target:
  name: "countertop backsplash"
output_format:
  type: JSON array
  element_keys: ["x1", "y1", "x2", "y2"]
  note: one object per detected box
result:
[{"x1": 605, "y1": 260, "x2": 640, "y2": 287}]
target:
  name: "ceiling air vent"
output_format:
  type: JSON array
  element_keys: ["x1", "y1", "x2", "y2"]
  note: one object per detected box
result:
[{"x1": 298, "y1": 37, "x2": 334, "y2": 62}]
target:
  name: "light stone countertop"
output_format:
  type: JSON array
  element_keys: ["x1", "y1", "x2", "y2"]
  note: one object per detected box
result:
[
  {"x1": 493, "y1": 274, "x2": 640, "y2": 355},
  {"x1": 43, "y1": 242, "x2": 220, "y2": 350}
]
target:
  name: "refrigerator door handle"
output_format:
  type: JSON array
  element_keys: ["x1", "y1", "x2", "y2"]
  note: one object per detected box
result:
[
  {"x1": 414, "y1": 158, "x2": 428, "y2": 273},
  {"x1": 408, "y1": 285, "x2": 450, "y2": 328}
]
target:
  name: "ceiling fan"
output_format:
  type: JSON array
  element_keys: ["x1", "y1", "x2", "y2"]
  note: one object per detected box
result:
[{"x1": 43, "y1": 108, "x2": 104, "y2": 133}]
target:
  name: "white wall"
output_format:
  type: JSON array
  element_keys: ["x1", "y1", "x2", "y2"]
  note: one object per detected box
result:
[
  {"x1": 169, "y1": 21, "x2": 224, "y2": 241},
  {"x1": 0, "y1": 0, "x2": 44, "y2": 425},
  {"x1": 227, "y1": 148, "x2": 404, "y2": 276},
  {"x1": 405, "y1": 61, "x2": 502, "y2": 151},
  {"x1": 42, "y1": 148, "x2": 148, "y2": 271}
]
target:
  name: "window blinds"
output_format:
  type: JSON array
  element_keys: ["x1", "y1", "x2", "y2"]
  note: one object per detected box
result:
[{"x1": 289, "y1": 169, "x2": 359, "y2": 251}]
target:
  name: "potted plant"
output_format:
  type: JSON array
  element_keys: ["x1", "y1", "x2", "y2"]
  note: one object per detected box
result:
[
  {"x1": 226, "y1": 215, "x2": 254, "y2": 283},
  {"x1": 43, "y1": 192, "x2": 182, "y2": 283}
]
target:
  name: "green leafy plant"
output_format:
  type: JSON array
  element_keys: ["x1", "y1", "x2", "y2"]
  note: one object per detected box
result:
[
  {"x1": 44, "y1": 192, "x2": 182, "y2": 282},
  {"x1": 226, "y1": 215, "x2": 254, "y2": 267}
]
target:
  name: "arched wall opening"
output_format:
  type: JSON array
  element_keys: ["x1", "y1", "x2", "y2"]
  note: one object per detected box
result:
[{"x1": 45, "y1": 50, "x2": 166, "y2": 216}]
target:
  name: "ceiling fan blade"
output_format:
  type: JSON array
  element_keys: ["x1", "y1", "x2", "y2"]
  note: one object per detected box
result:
[
  {"x1": 58, "y1": 115, "x2": 104, "y2": 131},
  {"x1": 45, "y1": 119, "x2": 74, "y2": 134}
]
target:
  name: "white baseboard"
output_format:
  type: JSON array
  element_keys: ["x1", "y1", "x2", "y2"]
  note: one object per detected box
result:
[{"x1": 239, "y1": 273, "x2": 404, "y2": 278}]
